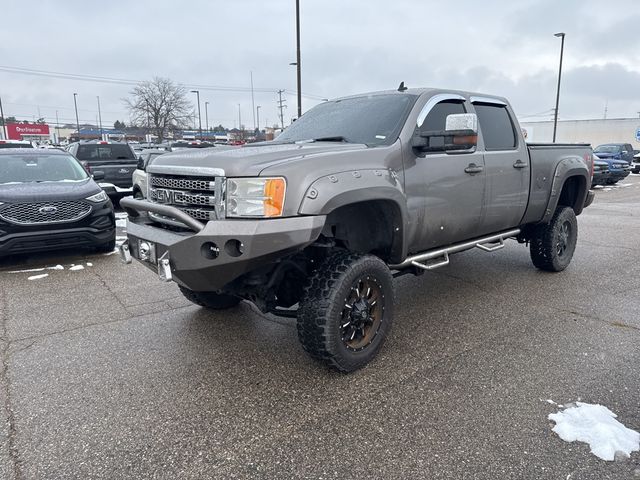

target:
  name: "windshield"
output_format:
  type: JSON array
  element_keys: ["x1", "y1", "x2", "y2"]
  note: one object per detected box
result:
[
  {"x1": 594, "y1": 145, "x2": 621, "y2": 154},
  {"x1": 0, "y1": 154, "x2": 89, "y2": 184},
  {"x1": 276, "y1": 94, "x2": 418, "y2": 146},
  {"x1": 76, "y1": 144, "x2": 136, "y2": 161}
]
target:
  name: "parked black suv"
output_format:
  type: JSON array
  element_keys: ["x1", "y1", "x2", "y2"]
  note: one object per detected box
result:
[
  {"x1": 66, "y1": 141, "x2": 137, "y2": 199},
  {"x1": 0, "y1": 148, "x2": 115, "y2": 257}
]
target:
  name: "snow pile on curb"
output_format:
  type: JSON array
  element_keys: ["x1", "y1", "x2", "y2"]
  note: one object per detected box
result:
[{"x1": 549, "y1": 402, "x2": 640, "y2": 461}]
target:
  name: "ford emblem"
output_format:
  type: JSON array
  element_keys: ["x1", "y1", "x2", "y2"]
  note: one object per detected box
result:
[
  {"x1": 118, "y1": 168, "x2": 130, "y2": 174},
  {"x1": 39, "y1": 206, "x2": 58, "y2": 214}
]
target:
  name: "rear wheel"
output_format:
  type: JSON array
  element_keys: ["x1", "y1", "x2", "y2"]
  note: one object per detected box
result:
[
  {"x1": 179, "y1": 285, "x2": 242, "y2": 310},
  {"x1": 297, "y1": 251, "x2": 394, "y2": 373},
  {"x1": 530, "y1": 206, "x2": 578, "y2": 272}
]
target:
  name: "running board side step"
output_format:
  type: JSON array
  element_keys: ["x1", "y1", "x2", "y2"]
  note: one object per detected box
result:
[{"x1": 389, "y1": 229, "x2": 521, "y2": 271}]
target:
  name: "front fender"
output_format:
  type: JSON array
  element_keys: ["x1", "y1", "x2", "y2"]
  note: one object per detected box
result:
[{"x1": 298, "y1": 169, "x2": 410, "y2": 261}]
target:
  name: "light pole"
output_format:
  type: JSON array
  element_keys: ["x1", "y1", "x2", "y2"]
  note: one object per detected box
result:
[
  {"x1": 204, "y1": 101, "x2": 209, "y2": 134},
  {"x1": 256, "y1": 105, "x2": 261, "y2": 132},
  {"x1": 96, "y1": 96, "x2": 103, "y2": 139},
  {"x1": 73, "y1": 93, "x2": 80, "y2": 142},
  {"x1": 0, "y1": 94, "x2": 7, "y2": 140},
  {"x1": 191, "y1": 90, "x2": 202, "y2": 139},
  {"x1": 289, "y1": 0, "x2": 302, "y2": 119},
  {"x1": 238, "y1": 104, "x2": 242, "y2": 138},
  {"x1": 552, "y1": 32, "x2": 565, "y2": 143}
]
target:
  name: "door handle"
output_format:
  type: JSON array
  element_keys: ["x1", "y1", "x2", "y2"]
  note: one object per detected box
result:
[
  {"x1": 513, "y1": 160, "x2": 528, "y2": 169},
  {"x1": 464, "y1": 163, "x2": 484, "y2": 174}
]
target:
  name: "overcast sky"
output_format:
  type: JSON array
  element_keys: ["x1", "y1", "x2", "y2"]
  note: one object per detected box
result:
[{"x1": 1, "y1": 0, "x2": 639, "y2": 130}]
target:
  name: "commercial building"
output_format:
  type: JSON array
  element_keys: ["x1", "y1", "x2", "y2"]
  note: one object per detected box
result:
[
  {"x1": 1, "y1": 122, "x2": 50, "y2": 142},
  {"x1": 520, "y1": 118, "x2": 640, "y2": 149}
]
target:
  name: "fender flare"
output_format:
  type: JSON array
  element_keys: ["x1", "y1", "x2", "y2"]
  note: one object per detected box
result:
[
  {"x1": 542, "y1": 156, "x2": 590, "y2": 223},
  {"x1": 298, "y1": 169, "x2": 409, "y2": 261}
]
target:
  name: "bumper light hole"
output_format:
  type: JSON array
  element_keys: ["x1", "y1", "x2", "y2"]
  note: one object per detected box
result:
[
  {"x1": 224, "y1": 239, "x2": 244, "y2": 257},
  {"x1": 201, "y1": 242, "x2": 220, "y2": 259}
]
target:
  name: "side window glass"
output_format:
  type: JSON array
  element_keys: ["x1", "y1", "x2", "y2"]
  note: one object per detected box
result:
[
  {"x1": 420, "y1": 100, "x2": 466, "y2": 150},
  {"x1": 473, "y1": 103, "x2": 516, "y2": 150}
]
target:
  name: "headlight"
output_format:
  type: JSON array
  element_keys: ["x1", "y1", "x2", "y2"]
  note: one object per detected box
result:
[
  {"x1": 226, "y1": 177, "x2": 286, "y2": 217},
  {"x1": 86, "y1": 191, "x2": 108, "y2": 203}
]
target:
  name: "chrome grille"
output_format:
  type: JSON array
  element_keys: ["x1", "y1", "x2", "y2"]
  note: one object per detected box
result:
[
  {"x1": 150, "y1": 176, "x2": 215, "y2": 191},
  {"x1": 0, "y1": 201, "x2": 92, "y2": 225},
  {"x1": 148, "y1": 173, "x2": 224, "y2": 226}
]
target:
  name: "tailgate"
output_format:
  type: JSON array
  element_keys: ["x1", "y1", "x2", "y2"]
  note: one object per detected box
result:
[{"x1": 91, "y1": 161, "x2": 136, "y2": 187}]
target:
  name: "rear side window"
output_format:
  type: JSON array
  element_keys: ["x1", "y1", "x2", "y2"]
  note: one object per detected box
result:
[
  {"x1": 474, "y1": 103, "x2": 517, "y2": 150},
  {"x1": 76, "y1": 144, "x2": 135, "y2": 161}
]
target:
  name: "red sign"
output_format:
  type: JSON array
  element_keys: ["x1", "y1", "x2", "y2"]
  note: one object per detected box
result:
[{"x1": 6, "y1": 123, "x2": 50, "y2": 140}]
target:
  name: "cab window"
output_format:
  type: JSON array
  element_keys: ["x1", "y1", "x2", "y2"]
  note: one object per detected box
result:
[
  {"x1": 419, "y1": 100, "x2": 466, "y2": 150},
  {"x1": 473, "y1": 103, "x2": 517, "y2": 150}
]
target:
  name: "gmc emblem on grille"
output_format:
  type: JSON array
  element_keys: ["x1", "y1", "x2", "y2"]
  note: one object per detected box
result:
[
  {"x1": 38, "y1": 206, "x2": 58, "y2": 214},
  {"x1": 154, "y1": 188, "x2": 175, "y2": 204}
]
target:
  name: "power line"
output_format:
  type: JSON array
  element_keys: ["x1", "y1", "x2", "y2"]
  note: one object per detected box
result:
[{"x1": 0, "y1": 65, "x2": 328, "y2": 100}]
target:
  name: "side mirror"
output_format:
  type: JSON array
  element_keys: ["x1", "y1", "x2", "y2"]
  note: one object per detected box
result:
[
  {"x1": 137, "y1": 157, "x2": 145, "y2": 170},
  {"x1": 413, "y1": 113, "x2": 478, "y2": 153},
  {"x1": 92, "y1": 170, "x2": 105, "y2": 181},
  {"x1": 621, "y1": 150, "x2": 628, "y2": 155}
]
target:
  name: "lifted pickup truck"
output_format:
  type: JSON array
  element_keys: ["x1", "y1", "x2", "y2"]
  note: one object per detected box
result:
[{"x1": 120, "y1": 87, "x2": 594, "y2": 372}]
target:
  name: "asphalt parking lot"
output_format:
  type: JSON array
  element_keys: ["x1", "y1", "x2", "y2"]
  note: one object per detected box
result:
[{"x1": 0, "y1": 176, "x2": 639, "y2": 480}]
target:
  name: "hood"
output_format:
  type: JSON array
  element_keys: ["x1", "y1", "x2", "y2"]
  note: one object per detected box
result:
[
  {"x1": 592, "y1": 152, "x2": 619, "y2": 159},
  {"x1": 148, "y1": 142, "x2": 368, "y2": 177},
  {"x1": 0, "y1": 178, "x2": 101, "y2": 203}
]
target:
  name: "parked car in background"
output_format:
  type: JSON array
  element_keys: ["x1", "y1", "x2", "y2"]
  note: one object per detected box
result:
[
  {"x1": 0, "y1": 148, "x2": 115, "y2": 257},
  {"x1": 132, "y1": 149, "x2": 167, "y2": 199},
  {"x1": 0, "y1": 140, "x2": 33, "y2": 149},
  {"x1": 66, "y1": 141, "x2": 137, "y2": 199},
  {"x1": 591, "y1": 156, "x2": 611, "y2": 187},
  {"x1": 632, "y1": 151, "x2": 640, "y2": 174},
  {"x1": 593, "y1": 143, "x2": 635, "y2": 164}
]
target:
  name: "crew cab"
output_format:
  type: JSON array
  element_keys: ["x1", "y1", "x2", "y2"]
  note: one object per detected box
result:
[
  {"x1": 67, "y1": 141, "x2": 137, "y2": 199},
  {"x1": 119, "y1": 87, "x2": 594, "y2": 372}
]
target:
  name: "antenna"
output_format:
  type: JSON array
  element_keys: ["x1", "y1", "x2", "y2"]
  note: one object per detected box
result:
[{"x1": 397, "y1": 81, "x2": 407, "y2": 92}]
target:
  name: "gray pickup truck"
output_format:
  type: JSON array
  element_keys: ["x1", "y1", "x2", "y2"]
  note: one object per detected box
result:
[{"x1": 120, "y1": 87, "x2": 594, "y2": 372}]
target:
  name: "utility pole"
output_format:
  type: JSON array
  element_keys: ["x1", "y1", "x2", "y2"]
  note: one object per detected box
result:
[
  {"x1": 55, "y1": 110, "x2": 60, "y2": 143},
  {"x1": 73, "y1": 93, "x2": 80, "y2": 142},
  {"x1": 603, "y1": 100, "x2": 608, "y2": 120},
  {"x1": 238, "y1": 103, "x2": 242, "y2": 139},
  {"x1": 96, "y1": 96, "x2": 103, "y2": 139},
  {"x1": 191, "y1": 90, "x2": 202, "y2": 139},
  {"x1": 205, "y1": 101, "x2": 209, "y2": 133},
  {"x1": 250, "y1": 71, "x2": 256, "y2": 131},
  {"x1": 0, "y1": 94, "x2": 7, "y2": 140},
  {"x1": 256, "y1": 105, "x2": 261, "y2": 132},
  {"x1": 277, "y1": 90, "x2": 287, "y2": 129},
  {"x1": 552, "y1": 32, "x2": 565, "y2": 143}
]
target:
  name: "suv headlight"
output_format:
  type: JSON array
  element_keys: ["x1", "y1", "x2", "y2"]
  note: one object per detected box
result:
[
  {"x1": 86, "y1": 191, "x2": 108, "y2": 203},
  {"x1": 226, "y1": 177, "x2": 286, "y2": 217}
]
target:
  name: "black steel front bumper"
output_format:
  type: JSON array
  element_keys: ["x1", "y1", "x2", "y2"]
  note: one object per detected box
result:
[{"x1": 119, "y1": 198, "x2": 325, "y2": 291}]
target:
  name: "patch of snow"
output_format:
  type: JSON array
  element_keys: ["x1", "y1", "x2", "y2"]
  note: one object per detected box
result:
[
  {"x1": 69, "y1": 265, "x2": 84, "y2": 271},
  {"x1": 116, "y1": 219, "x2": 127, "y2": 228},
  {"x1": 9, "y1": 267, "x2": 45, "y2": 274},
  {"x1": 48, "y1": 264, "x2": 64, "y2": 270},
  {"x1": 86, "y1": 262, "x2": 93, "y2": 267},
  {"x1": 549, "y1": 402, "x2": 640, "y2": 461},
  {"x1": 115, "y1": 212, "x2": 128, "y2": 218},
  {"x1": 603, "y1": 188, "x2": 612, "y2": 191},
  {"x1": 28, "y1": 273, "x2": 49, "y2": 280}
]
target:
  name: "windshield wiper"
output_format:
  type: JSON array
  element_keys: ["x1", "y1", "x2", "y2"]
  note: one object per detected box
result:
[{"x1": 310, "y1": 136, "x2": 349, "y2": 143}]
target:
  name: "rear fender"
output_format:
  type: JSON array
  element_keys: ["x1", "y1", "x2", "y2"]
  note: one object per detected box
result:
[{"x1": 542, "y1": 157, "x2": 590, "y2": 223}]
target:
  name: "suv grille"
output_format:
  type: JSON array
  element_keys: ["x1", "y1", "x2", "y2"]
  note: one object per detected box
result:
[
  {"x1": 148, "y1": 174, "x2": 224, "y2": 225},
  {"x1": 0, "y1": 201, "x2": 92, "y2": 225}
]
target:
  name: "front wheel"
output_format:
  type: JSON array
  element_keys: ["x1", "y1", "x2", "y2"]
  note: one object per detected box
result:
[
  {"x1": 530, "y1": 206, "x2": 578, "y2": 272},
  {"x1": 179, "y1": 286, "x2": 242, "y2": 310},
  {"x1": 297, "y1": 251, "x2": 394, "y2": 373}
]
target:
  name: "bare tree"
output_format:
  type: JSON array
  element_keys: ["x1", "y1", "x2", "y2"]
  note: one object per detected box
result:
[{"x1": 124, "y1": 77, "x2": 192, "y2": 142}]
